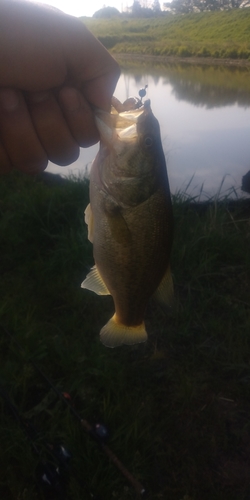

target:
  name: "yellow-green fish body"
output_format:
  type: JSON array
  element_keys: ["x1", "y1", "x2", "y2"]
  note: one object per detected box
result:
[{"x1": 82, "y1": 97, "x2": 174, "y2": 347}]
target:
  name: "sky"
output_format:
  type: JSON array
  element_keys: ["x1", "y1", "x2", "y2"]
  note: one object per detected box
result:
[{"x1": 35, "y1": 0, "x2": 164, "y2": 18}]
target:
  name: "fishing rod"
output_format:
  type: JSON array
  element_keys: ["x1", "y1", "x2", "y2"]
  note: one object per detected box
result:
[{"x1": 1, "y1": 325, "x2": 146, "y2": 498}]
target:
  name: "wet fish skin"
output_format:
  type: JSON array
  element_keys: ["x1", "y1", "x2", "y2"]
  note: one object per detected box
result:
[{"x1": 82, "y1": 97, "x2": 174, "y2": 347}]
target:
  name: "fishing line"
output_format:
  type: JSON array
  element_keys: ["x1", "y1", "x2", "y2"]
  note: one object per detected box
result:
[{"x1": 1, "y1": 324, "x2": 146, "y2": 497}]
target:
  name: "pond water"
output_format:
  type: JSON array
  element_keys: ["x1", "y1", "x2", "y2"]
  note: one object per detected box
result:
[{"x1": 47, "y1": 61, "x2": 250, "y2": 198}]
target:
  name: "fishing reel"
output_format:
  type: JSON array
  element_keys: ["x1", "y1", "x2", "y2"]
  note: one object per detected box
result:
[
  {"x1": 36, "y1": 422, "x2": 109, "y2": 498},
  {"x1": 37, "y1": 442, "x2": 103, "y2": 499},
  {"x1": 37, "y1": 461, "x2": 65, "y2": 497},
  {"x1": 37, "y1": 443, "x2": 71, "y2": 497}
]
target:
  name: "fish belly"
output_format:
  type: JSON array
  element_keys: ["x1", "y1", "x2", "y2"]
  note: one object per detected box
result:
[{"x1": 90, "y1": 178, "x2": 173, "y2": 346}]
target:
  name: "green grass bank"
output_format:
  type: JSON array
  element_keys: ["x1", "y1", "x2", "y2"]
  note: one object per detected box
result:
[
  {"x1": 0, "y1": 172, "x2": 250, "y2": 499},
  {"x1": 82, "y1": 9, "x2": 250, "y2": 61}
]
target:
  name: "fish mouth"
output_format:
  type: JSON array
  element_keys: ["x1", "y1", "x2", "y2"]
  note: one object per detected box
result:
[{"x1": 94, "y1": 99, "x2": 152, "y2": 146}]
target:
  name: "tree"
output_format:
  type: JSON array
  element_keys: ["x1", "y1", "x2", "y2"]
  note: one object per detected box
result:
[
  {"x1": 152, "y1": 0, "x2": 162, "y2": 11},
  {"x1": 130, "y1": 0, "x2": 158, "y2": 16},
  {"x1": 93, "y1": 6, "x2": 121, "y2": 18},
  {"x1": 132, "y1": 0, "x2": 142, "y2": 14}
]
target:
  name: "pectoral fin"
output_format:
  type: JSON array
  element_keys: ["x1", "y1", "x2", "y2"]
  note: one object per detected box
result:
[
  {"x1": 81, "y1": 265, "x2": 110, "y2": 295},
  {"x1": 107, "y1": 213, "x2": 132, "y2": 246},
  {"x1": 84, "y1": 203, "x2": 94, "y2": 243},
  {"x1": 153, "y1": 265, "x2": 174, "y2": 307},
  {"x1": 102, "y1": 196, "x2": 131, "y2": 246}
]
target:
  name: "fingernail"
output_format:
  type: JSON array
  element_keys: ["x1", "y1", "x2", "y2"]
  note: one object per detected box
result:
[
  {"x1": 60, "y1": 88, "x2": 81, "y2": 112},
  {"x1": 0, "y1": 89, "x2": 19, "y2": 110}
]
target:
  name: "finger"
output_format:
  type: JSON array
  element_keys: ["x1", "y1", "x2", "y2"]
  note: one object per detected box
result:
[
  {"x1": 0, "y1": 88, "x2": 48, "y2": 173},
  {"x1": 0, "y1": 142, "x2": 12, "y2": 173},
  {"x1": 28, "y1": 90, "x2": 79, "y2": 166},
  {"x1": 59, "y1": 87, "x2": 99, "y2": 148},
  {"x1": 63, "y1": 21, "x2": 120, "y2": 111},
  {"x1": 80, "y1": 50, "x2": 120, "y2": 112}
]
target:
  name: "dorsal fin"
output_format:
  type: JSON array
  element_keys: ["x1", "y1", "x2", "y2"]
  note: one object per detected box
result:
[{"x1": 153, "y1": 265, "x2": 174, "y2": 307}]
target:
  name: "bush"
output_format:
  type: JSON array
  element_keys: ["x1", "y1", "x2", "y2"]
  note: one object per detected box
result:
[
  {"x1": 177, "y1": 45, "x2": 193, "y2": 57},
  {"x1": 97, "y1": 35, "x2": 120, "y2": 49},
  {"x1": 197, "y1": 46, "x2": 211, "y2": 57},
  {"x1": 226, "y1": 48, "x2": 239, "y2": 59}
]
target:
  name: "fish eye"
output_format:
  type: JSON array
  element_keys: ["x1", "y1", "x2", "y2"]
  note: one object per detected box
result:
[{"x1": 144, "y1": 136, "x2": 153, "y2": 148}]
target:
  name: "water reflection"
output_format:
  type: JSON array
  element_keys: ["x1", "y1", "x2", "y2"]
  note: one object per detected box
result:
[
  {"x1": 119, "y1": 61, "x2": 250, "y2": 108},
  {"x1": 47, "y1": 61, "x2": 250, "y2": 198}
]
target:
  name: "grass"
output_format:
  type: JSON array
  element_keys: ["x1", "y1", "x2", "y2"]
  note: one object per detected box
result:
[
  {"x1": 81, "y1": 9, "x2": 250, "y2": 60},
  {"x1": 0, "y1": 171, "x2": 250, "y2": 499}
]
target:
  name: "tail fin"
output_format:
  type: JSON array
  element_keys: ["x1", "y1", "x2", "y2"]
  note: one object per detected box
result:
[{"x1": 100, "y1": 314, "x2": 147, "y2": 348}]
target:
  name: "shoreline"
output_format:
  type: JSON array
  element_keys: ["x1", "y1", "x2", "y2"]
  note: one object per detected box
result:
[{"x1": 113, "y1": 53, "x2": 250, "y2": 68}]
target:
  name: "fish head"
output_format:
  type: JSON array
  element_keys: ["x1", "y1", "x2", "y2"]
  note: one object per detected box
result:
[{"x1": 94, "y1": 98, "x2": 168, "y2": 206}]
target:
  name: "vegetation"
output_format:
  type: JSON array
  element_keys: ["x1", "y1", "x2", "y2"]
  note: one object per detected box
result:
[
  {"x1": 82, "y1": 9, "x2": 250, "y2": 60},
  {"x1": 95, "y1": 0, "x2": 248, "y2": 17},
  {"x1": 0, "y1": 171, "x2": 250, "y2": 499}
]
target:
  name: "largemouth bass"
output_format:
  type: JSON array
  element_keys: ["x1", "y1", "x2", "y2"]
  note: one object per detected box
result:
[{"x1": 81, "y1": 96, "x2": 174, "y2": 348}]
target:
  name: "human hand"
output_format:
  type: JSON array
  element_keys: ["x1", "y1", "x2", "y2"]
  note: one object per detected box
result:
[{"x1": 0, "y1": 0, "x2": 120, "y2": 173}]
